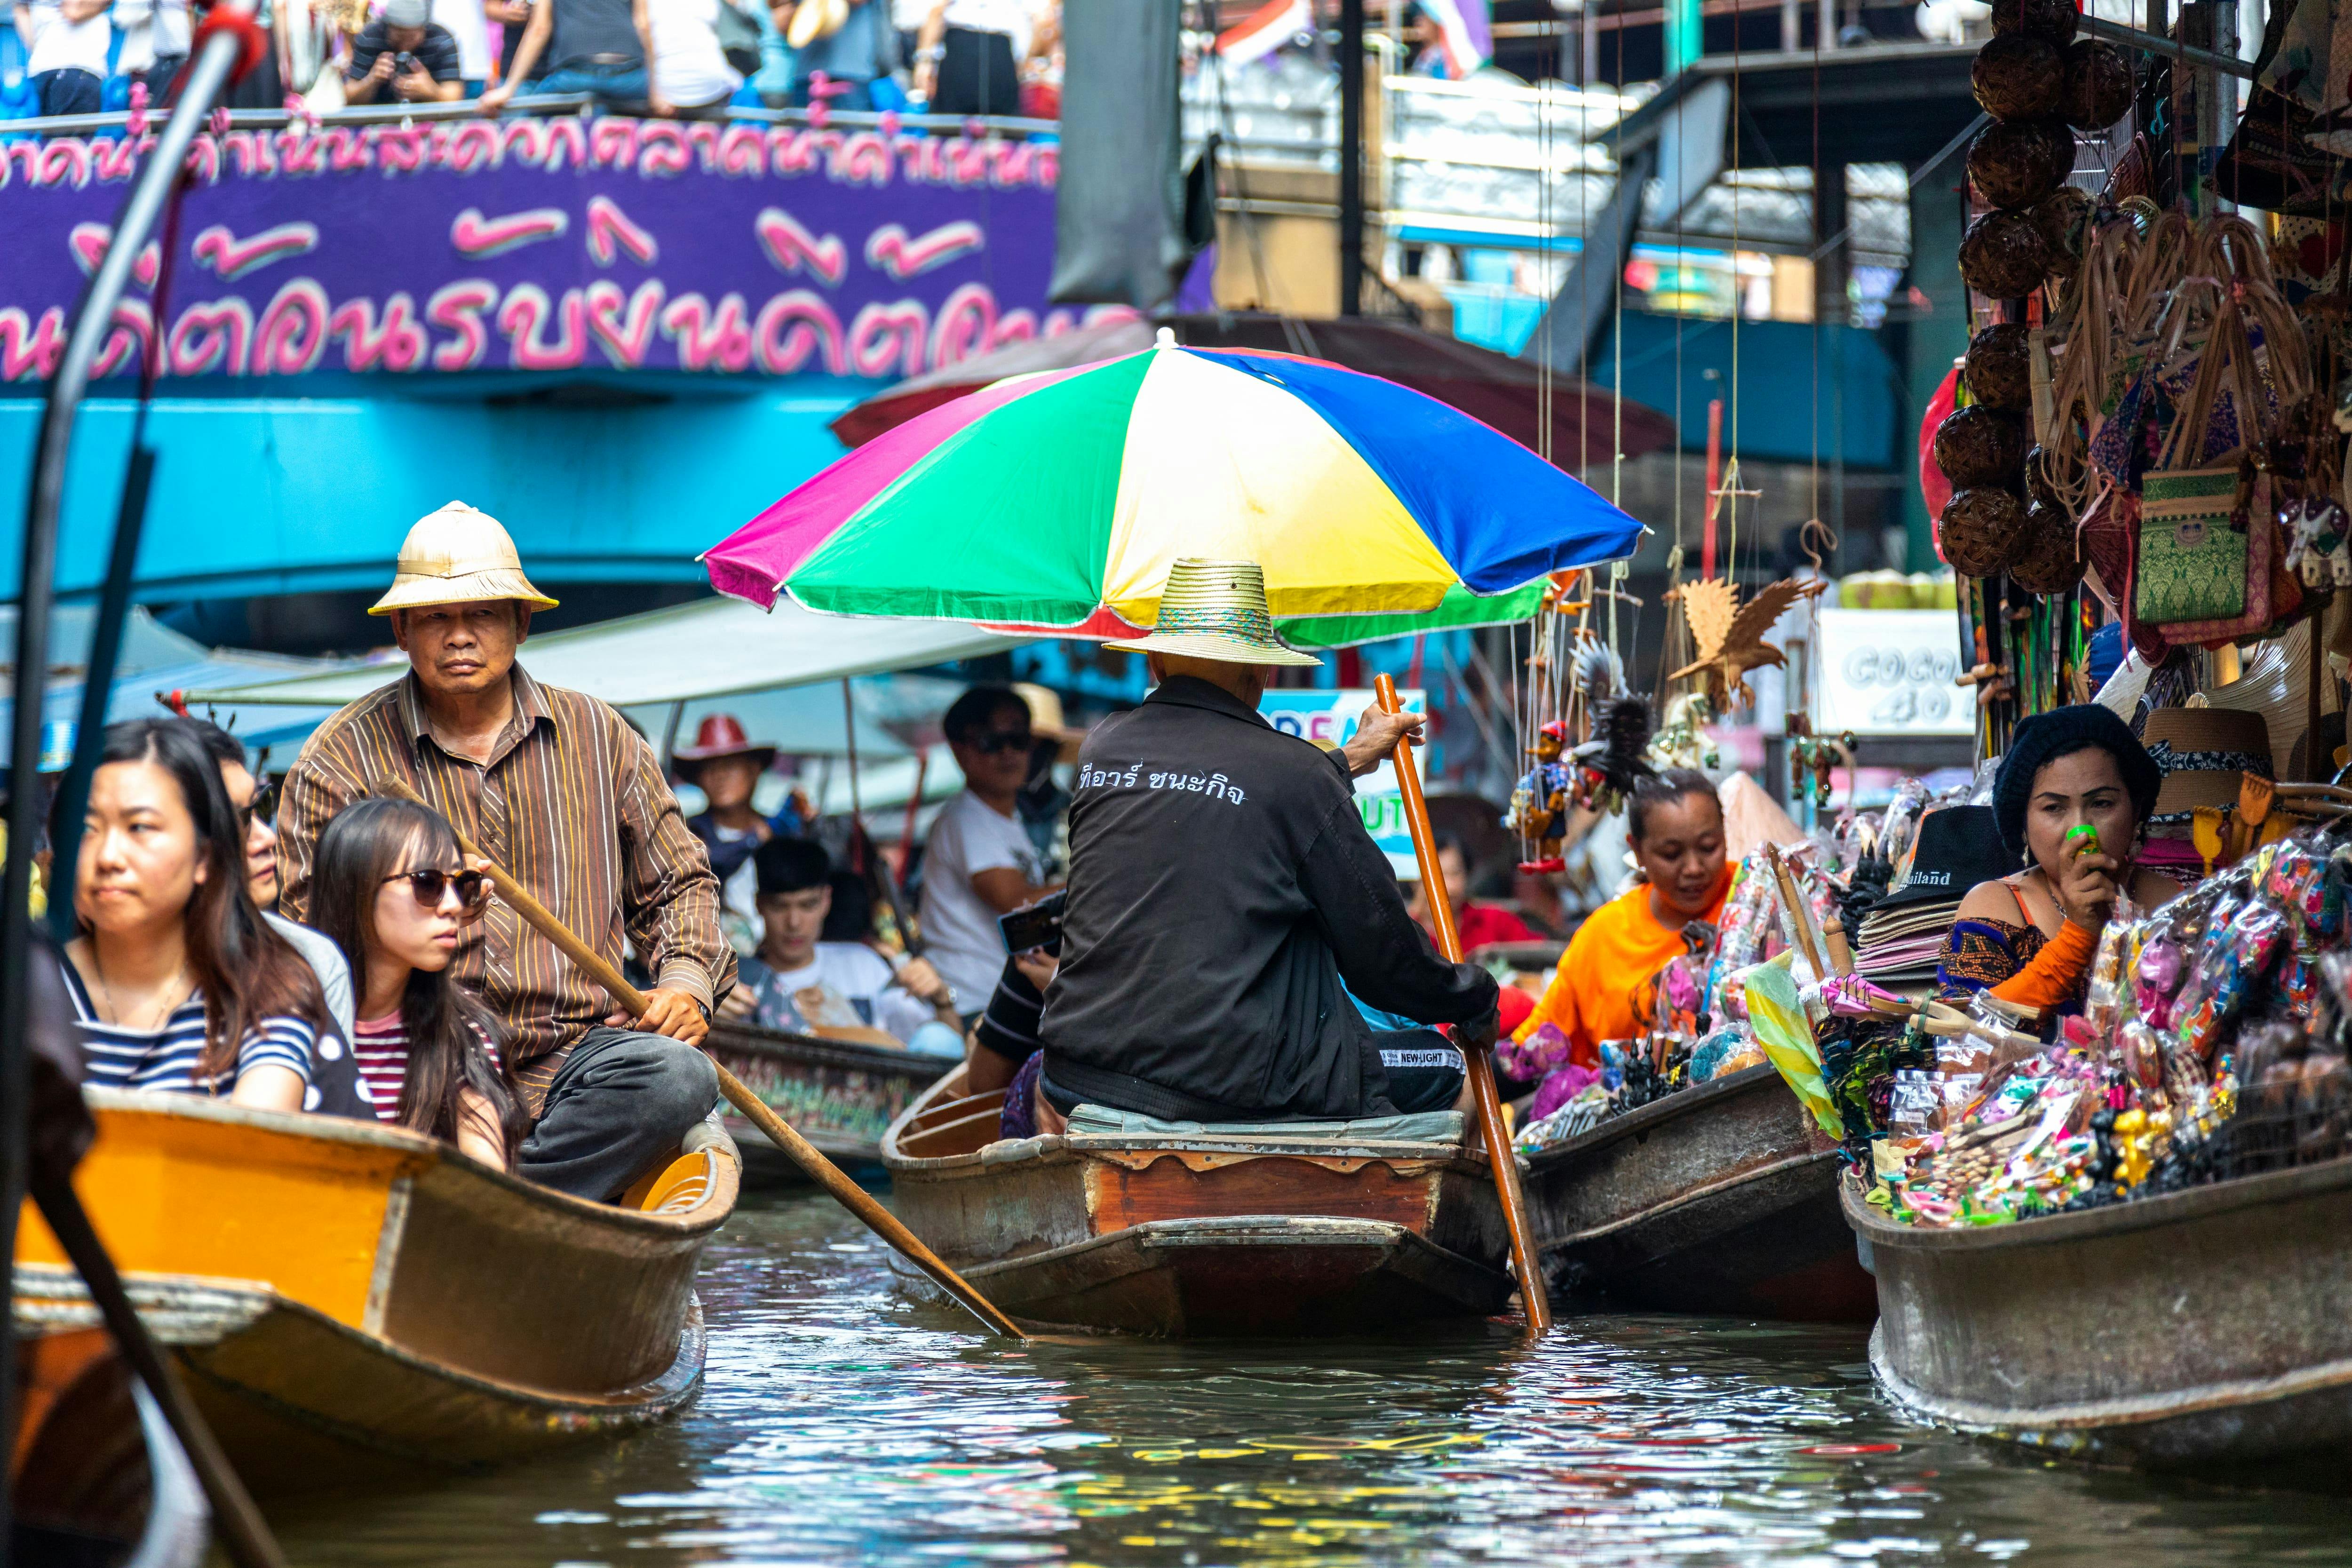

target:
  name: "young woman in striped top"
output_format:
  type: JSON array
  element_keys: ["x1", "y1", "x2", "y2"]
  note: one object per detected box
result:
[
  {"x1": 310, "y1": 796, "x2": 523, "y2": 1167},
  {"x1": 62, "y1": 719, "x2": 371, "y2": 1116}
]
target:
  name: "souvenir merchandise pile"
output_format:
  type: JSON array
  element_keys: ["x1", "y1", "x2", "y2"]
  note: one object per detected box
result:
[{"x1": 1850, "y1": 829, "x2": 2352, "y2": 1227}]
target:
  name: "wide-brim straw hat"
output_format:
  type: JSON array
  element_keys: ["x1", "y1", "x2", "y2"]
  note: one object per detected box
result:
[
  {"x1": 1013, "y1": 682, "x2": 1087, "y2": 764},
  {"x1": 2144, "y1": 705, "x2": 2273, "y2": 822},
  {"x1": 369, "y1": 501, "x2": 559, "y2": 616},
  {"x1": 1115, "y1": 558, "x2": 1322, "y2": 668}
]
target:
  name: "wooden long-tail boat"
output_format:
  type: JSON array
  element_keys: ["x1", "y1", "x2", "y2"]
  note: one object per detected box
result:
[
  {"x1": 12, "y1": 1088, "x2": 738, "y2": 1496},
  {"x1": 1844, "y1": 1157, "x2": 2352, "y2": 1469},
  {"x1": 704, "y1": 1019, "x2": 939, "y2": 1180},
  {"x1": 11, "y1": 1330, "x2": 208, "y2": 1568},
  {"x1": 879, "y1": 1068, "x2": 1514, "y2": 1336},
  {"x1": 1522, "y1": 1064, "x2": 1877, "y2": 1321}
]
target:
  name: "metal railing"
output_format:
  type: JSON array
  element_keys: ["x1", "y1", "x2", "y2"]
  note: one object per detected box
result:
[{"x1": 0, "y1": 94, "x2": 1059, "y2": 139}]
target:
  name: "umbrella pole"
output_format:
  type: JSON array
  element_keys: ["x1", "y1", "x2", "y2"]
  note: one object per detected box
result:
[
  {"x1": 374, "y1": 780, "x2": 1023, "y2": 1339},
  {"x1": 1373, "y1": 676, "x2": 1553, "y2": 1336}
]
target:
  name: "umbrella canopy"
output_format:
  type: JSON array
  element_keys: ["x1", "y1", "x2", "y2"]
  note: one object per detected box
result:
[
  {"x1": 826, "y1": 313, "x2": 1680, "y2": 472},
  {"x1": 706, "y1": 339, "x2": 1644, "y2": 646}
]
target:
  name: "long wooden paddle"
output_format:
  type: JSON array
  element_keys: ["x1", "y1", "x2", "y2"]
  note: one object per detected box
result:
[
  {"x1": 1372, "y1": 677, "x2": 1553, "y2": 1336},
  {"x1": 374, "y1": 780, "x2": 1024, "y2": 1339}
]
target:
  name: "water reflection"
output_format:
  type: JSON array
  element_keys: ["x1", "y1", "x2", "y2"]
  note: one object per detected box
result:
[{"x1": 269, "y1": 1192, "x2": 2352, "y2": 1567}]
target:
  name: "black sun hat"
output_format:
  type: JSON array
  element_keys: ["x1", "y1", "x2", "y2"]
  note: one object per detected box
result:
[{"x1": 1872, "y1": 804, "x2": 2015, "y2": 912}]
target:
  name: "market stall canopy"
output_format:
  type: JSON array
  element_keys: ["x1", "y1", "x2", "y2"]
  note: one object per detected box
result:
[
  {"x1": 183, "y1": 597, "x2": 1023, "y2": 724},
  {"x1": 826, "y1": 312, "x2": 1679, "y2": 468},
  {"x1": 619, "y1": 684, "x2": 910, "y2": 760}
]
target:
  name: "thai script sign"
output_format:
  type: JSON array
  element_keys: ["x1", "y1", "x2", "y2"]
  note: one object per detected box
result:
[
  {"x1": 1259, "y1": 687, "x2": 1428, "y2": 876},
  {"x1": 0, "y1": 117, "x2": 1102, "y2": 381}
]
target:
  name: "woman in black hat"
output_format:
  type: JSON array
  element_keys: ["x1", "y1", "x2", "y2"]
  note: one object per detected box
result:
[{"x1": 1938, "y1": 704, "x2": 2178, "y2": 1011}]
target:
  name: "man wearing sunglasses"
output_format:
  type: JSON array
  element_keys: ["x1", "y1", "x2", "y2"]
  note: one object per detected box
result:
[
  {"x1": 917, "y1": 685, "x2": 1058, "y2": 1027},
  {"x1": 277, "y1": 503, "x2": 732, "y2": 1202}
]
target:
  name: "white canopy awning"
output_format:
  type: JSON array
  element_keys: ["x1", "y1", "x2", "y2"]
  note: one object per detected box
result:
[{"x1": 183, "y1": 597, "x2": 1022, "y2": 715}]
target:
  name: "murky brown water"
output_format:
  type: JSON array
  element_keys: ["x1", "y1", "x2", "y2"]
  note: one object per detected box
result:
[{"x1": 268, "y1": 1191, "x2": 2352, "y2": 1566}]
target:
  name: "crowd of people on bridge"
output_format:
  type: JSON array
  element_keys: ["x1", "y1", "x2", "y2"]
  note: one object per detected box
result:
[{"x1": 4, "y1": 0, "x2": 1060, "y2": 123}]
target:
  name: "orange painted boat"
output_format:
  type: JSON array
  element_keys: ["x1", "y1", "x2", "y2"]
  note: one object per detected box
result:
[
  {"x1": 13, "y1": 1088, "x2": 738, "y2": 1496},
  {"x1": 880, "y1": 1068, "x2": 1513, "y2": 1336}
]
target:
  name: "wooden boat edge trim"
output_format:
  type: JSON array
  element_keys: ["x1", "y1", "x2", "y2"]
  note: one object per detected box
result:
[
  {"x1": 360, "y1": 1174, "x2": 413, "y2": 1336},
  {"x1": 1524, "y1": 1065, "x2": 1792, "y2": 1171},
  {"x1": 1868, "y1": 1320, "x2": 2352, "y2": 1435},
  {"x1": 1839, "y1": 1155, "x2": 2352, "y2": 1253},
  {"x1": 705, "y1": 1022, "x2": 945, "y2": 1077},
  {"x1": 1541, "y1": 1146, "x2": 1845, "y2": 1251},
  {"x1": 948, "y1": 1214, "x2": 1494, "y2": 1279}
]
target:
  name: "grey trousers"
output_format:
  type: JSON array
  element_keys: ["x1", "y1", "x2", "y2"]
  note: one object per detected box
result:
[{"x1": 516, "y1": 1027, "x2": 720, "y2": 1202}]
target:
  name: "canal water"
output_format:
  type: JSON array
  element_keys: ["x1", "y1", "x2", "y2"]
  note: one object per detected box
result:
[{"x1": 274, "y1": 1191, "x2": 2352, "y2": 1566}]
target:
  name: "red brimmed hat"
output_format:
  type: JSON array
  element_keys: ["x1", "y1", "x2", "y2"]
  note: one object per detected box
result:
[{"x1": 674, "y1": 713, "x2": 777, "y2": 774}]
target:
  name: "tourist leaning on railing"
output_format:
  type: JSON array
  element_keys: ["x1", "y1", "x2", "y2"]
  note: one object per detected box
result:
[
  {"x1": 347, "y1": 0, "x2": 466, "y2": 103},
  {"x1": 13, "y1": 0, "x2": 111, "y2": 117},
  {"x1": 482, "y1": 0, "x2": 662, "y2": 114}
]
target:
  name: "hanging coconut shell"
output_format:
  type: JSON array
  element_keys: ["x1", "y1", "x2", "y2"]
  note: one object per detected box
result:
[
  {"x1": 1991, "y1": 0, "x2": 2078, "y2": 43},
  {"x1": 2030, "y1": 183, "x2": 2096, "y2": 279},
  {"x1": 1959, "y1": 208, "x2": 2053, "y2": 299},
  {"x1": 1963, "y1": 322, "x2": 2034, "y2": 412},
  {"x1": 2062, "y1": 40, "x2": 2134, "y2": 131},
  {"x1": 1973, "y1": 34, "x2": 2066, "y2": 120},
  {"x1": 1968, "y1": 119, "x2": 2070, "y2": 209},
  {"x1": 2010, "y1": 501, "x2": 2085, "y2": 594},
  {"x1": 1934, "y1": 405, "x2": 2029, "y2": 489},
  {"x1": 1940, "y1": 487, "x2": 2033, "y2": 578}
]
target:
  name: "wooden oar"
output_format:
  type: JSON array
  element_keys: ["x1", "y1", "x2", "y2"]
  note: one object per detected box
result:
[
  {"x1": 1372, "y1": 677, "x2": 1552, "y2": 1336},
  {"x1": 374, "y1": 780, "x2": 1024, "y2": 1339}
]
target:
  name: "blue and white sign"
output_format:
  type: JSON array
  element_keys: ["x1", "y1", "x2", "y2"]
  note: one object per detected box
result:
[{"x1": 1260, "y1": 687, "x2": 1429, "y2": 876}]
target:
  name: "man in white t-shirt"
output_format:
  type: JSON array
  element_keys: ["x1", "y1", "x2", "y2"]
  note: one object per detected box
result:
[
  {"x1": 718, "y1": 836, "x2": 961, "y2": 1052},
  {"x1": 14, "y1": 0, "x2": 113, "y2": 117},
  {"x1": 917, "y1": 684, "x2": 1055, "y2": 1023}
]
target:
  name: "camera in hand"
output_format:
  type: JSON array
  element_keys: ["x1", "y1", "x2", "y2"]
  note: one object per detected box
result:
[
  {"x1": 997, "y1": 890, "x2": 1065, "y2": 958},
  {"x1": 393, "y1": 50, "x2": 418, "y2": 72}
]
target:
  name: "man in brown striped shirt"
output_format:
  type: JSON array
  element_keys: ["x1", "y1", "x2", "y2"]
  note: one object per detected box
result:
[{"x1": 278, "y1": 502, "x2": 733, "y2": 1201}]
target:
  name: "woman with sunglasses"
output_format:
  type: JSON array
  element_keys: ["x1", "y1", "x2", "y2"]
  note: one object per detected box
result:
[
  {"x1": 60, "y1": 719, "x2": 372, "y2": 1117},
  {"x1": 310, "y1": 796, "x2": 524, "y2": 1167}
]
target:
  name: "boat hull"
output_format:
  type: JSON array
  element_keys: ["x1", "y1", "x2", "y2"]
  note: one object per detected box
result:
[
  {"x1": 882, "y1": 1074, "x2": 1513, "y2": 1337},
  {"x1": 1525, "y1": 1065, "x2": 1876, "y2": 1321},
  {"x1": 11, "y1": 1327, "x2": 208, "y2": 1568},
  {"x1": 705, "y1": 1022, "x2": 937, "y2": 1179},
  {"x1": 15, "y1": 1090, "x2": 736, "y2": 1494},
  {"x1": 1845, "y1": 1157, "x2": 2352, "y2": 1469}
]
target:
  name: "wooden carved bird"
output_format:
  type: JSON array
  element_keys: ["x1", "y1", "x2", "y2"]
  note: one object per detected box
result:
[{"x1": 1669, "y1": 576, "x2": 1824, "y2": 710}]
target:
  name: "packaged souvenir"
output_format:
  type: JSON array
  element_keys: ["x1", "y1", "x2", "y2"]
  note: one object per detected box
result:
[{"x1": 1891, "y1": 1070, "x2": 1939, "y2": 1138}]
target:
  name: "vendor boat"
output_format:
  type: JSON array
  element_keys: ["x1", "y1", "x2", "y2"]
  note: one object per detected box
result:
[
  {"x1": 1523, "y1": 1064, "x2": 1877, "y2": 1321},
  {"x1": 11, "y1": 1331, "x2": 208, "y2": 1568},
  {"x1": 879, "y1": 1068, "x2": 1515, "y2": 1336},
  {"x1": 705, "y1": 1019, "x2": 937, "y2": 1181},
  {"x1": 1844, "y1": 1155, "x2": 2352, "y2": 1470},
  {"x1": 12, "y1": 1088, "x2": 738, "y2": 1496}
]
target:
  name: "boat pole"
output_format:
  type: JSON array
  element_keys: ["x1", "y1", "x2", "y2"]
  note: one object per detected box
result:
[
  {"x1": 1372, "y1": 676, "x2": 1553, "y2": 1335},
  {"x1": 374, "y1": 780, "x2": 1025, "y2": 1340}
]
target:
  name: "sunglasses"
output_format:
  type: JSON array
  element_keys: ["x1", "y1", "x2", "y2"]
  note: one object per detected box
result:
[
  {"x1": 384, "y1": 867, "x2": 492, "y2": 918},
  {"x1": 963, "y1": 730, "x2": 1034, "y2": 757},
  {"x1": 238, "y1": 777, "x2": 281, "y2": 834}
]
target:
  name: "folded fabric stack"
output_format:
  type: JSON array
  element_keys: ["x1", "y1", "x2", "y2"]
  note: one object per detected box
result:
[{"x1": 1851, "y1": 805, "x2": 2010, "y2": 994}]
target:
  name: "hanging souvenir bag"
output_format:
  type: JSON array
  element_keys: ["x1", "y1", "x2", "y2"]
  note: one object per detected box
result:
[{"x1": 2136, "y1": 280, "x2": 2256, "y2": 625}]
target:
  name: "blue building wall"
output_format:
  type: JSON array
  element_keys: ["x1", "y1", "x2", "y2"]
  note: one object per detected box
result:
[{"x1": 1587, "y1": 313, "x2": 1903, "y2": 470}]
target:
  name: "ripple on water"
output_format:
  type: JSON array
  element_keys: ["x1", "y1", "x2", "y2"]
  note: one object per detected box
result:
[{"x1": 268, "y1": 1191, "x2": 2352, "y2": 1568}]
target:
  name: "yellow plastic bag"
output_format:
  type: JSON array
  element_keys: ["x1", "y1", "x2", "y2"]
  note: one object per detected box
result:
[{"x1": 1743, "y1": 958, "x2": 1844, "y2": 1138}]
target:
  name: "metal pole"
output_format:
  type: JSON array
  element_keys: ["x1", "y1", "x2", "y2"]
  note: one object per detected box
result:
[
  {"x1": 2, "y1": 3, "x2": 258, "y2": 1546},
  {"x1": 1338, "y1": 0, "x2": 1365, "y2": 317}
]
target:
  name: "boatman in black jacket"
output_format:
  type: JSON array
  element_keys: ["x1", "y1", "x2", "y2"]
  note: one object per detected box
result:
[{"x1": 1038, "y1": 558, "x2": 1501, "y2": 1126}]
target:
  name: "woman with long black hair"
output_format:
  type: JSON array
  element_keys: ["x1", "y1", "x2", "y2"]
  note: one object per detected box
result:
[
  {"x1": 59, "y1": 718, "x2": 372, "y2": 1117},
  {"x1": 309, "y1": 795, "x2": 525, "y2": 1166}
]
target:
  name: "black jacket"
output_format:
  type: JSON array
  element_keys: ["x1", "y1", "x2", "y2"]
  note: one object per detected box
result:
[{"x1": 1040, "y1": 677, "x2": 1497, "y2": 1121}]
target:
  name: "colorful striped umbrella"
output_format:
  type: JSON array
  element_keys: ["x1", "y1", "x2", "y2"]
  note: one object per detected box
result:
[{"x1": 702, "y1": 336, "x2": 1646, "y2": 648}]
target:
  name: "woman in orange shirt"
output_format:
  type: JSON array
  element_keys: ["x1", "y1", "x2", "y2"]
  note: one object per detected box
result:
[{"x1": 1505, "y1": 769, "x2": 1732, "y2": 1079}]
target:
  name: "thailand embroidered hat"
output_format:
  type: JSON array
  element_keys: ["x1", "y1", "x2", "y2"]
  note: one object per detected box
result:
[
  {"x1": 1871, "y1": 805, "x2": 2014, "y2": 913},
  {"x1": 1117, "y1": 558, "x2": 1322, "y2": 668},
  {"x1": 370, "y1": 501, "x2": 560, "y2": 615}
]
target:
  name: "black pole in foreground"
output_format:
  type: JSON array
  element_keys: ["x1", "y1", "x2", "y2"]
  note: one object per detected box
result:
[
  {"x1": 1337, "y1": 0, "x2": 1365, "y2": 316},
  {"x1": 1, "y1": 8, "x2": 284, "y2": 1563}
]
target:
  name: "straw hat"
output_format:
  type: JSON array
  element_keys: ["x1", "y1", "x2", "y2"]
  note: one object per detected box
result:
[
  {"x1": 1013, "y1": 683, "x2": 1087, "y2": 764},
  {"x1": 369, "y1": 501, "x2": 559, "y2": 616},
  {"x1": 1117, "y1": 559, "x2": 1321, "y2": 669},
  {"x1": 2143, "y1": 706, "x2": 2273, "y2": 821},
  {"x1": 673, "y1": 713, "x2": 777, "y2": 778}
]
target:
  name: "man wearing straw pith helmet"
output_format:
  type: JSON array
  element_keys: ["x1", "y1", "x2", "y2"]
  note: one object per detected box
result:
[
  {"x1": 276, "y1": 502, "x2": 734, "y2": 1202},
  {"x1": 1033, "y1": 558, "x2": 1500, "y2": 1131}
]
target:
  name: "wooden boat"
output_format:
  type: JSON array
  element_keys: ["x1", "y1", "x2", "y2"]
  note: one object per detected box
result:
[
  {"x1": 13, "y1": 1087, "x2": 738, "y2": 1496},
  {"x1": 705, "y1": 1019, "x2": 939, "y2": 1180},
  {"x1": 879, "y1": 1068, "x2": 1514, "y2": 1336},
  {"x1": 11, "y1": 1330, "x2": 207, "y2": 1568},
  {"x1": 1845, "y1": 1157, "x2": 2352, "y2": 1470},
  {"x1": 1523, "y1": 1064, "x2": 1877, "y2": 1321}
]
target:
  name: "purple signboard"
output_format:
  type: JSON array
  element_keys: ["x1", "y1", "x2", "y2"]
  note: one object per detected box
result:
[{"x1": 0, "y1": 116, "x2": 1117, "y2": 381}]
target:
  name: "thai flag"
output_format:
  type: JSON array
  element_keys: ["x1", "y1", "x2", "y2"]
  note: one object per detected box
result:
[
  {"x1": 1218, "y1": 0, "x2": 1313, "y2": 66},
  {"x1": 1419, "y1": 0, "x2": 1492, "y2": 77}
]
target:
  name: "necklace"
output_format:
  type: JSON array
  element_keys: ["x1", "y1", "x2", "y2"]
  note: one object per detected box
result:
[{"x1": 90, "y1": 948, "x2": 192, "y2": 1032}]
